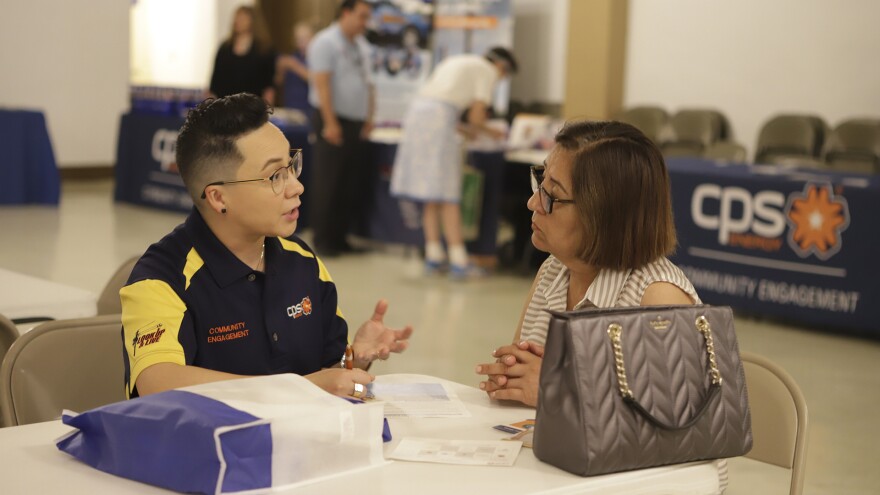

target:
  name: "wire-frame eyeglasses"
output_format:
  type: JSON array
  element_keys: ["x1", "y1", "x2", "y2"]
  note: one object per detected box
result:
[{"x1": 201, "y1": 149, "x2": 303, "y2": 199}]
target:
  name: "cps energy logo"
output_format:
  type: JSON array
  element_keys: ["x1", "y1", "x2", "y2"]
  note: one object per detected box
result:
[
  {"x1": 691, "y1": 183, "x2": 850, "y2": 260},
  {"x1": 287, "y1": 296, "x2": 313, "y2": 319}
]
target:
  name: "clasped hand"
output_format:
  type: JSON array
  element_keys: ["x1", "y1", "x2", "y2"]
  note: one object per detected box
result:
[{"x1": 475, "y1": 341, "x2": 544, "y2": 407}]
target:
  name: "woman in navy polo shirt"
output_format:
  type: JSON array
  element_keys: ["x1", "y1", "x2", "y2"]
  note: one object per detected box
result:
[{"x1": 121, "y1": 93, "x2": 412, "y2": 399}]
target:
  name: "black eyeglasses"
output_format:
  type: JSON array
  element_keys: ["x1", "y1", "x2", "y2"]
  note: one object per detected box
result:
[
  {"x1": 201, "y1": 149, "x2": 302, "y2": 199},
  {"x1": 530, "y1": 165, "x2": 574, "y2": 214}
]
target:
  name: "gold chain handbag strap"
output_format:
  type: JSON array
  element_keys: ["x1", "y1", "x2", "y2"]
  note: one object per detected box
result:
[
  {"x1": 695, "y1": 315, "x2": 723, "y2": 386},
  {"x1": 606, "y1": 314, "x2": 724, "y2": 430}
]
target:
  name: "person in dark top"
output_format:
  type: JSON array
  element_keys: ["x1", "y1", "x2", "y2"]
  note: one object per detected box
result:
[
  {"x1": 276, "y1": 21, "x2": 314, "y2": 114},
  {"x1": 209, "y1": 5, "x2": 277, "y2": 104}
]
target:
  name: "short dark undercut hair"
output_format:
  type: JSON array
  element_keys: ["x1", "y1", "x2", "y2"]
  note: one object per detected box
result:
[
  {"x1": 175, "y1": 93, "x2": 272, "y2": 200},
  {"x1": 555, "y1": 120, "x2": 677, "y2": 270}
]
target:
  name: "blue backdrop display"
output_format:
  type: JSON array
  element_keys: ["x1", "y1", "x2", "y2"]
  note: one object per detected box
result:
[
  {"x1": 114, "y1": 113, "x2": 312, "y2": 228},
  {"x1": 667, "y1": 158, "x2": 879, "y2": 334}
]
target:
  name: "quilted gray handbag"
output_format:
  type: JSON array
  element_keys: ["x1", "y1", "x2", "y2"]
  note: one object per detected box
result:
[{"x1": 533, "y1": 305, "x2": 752, "y2": 476}]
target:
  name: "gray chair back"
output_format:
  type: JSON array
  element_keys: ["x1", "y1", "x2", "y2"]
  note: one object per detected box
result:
[
  {"x1": 614, "y1": 105, "x2": 669, "y2": 144},
  {"x1": 0, "y1": 314, "x2": 124, "y2": 427},
  {"x1": 661, "y1": 109, "x2": 727, "y2": 157},
  {"x1": 97, "y1": 256, "x2": 139, "y2": 315},
  {"x1": 755, "y1": 114, "x2": 827, "y2": 164},
  {"x1": 823, "y1": 118, "x2": 880, "y2": 174},
  {"x1": 741, "y1": 352, "x2": 809, "y2": 495},
  {"x1": 0, "y1": 314, "x2": 20, "y2": 373}
]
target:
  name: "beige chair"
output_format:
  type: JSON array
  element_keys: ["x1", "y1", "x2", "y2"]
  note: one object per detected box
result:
[
  {"x1": 741, "y1": 352, "x2": 809, "y2": 495},
  {"x1": 823, "y1": 118, "x2": 880, "y2": 174},
  {"x1": 755, "y1": 114, "x2": 827, "y2": 164},
  {"x1": 0, "y1": 314, "x2": 20, "y2": 372},
  {"x1": 96, "y1": 256, "x2": 139, "y2": 315},
  {"x1": 661, "y1": 109, "x2": 727, "y2": 157},
  {"x1": 0, "y1": 314, "x2": 124, "y2": 427},
  {"x1": 614, "y1": 105, "x2": 669, "y2": 143}
]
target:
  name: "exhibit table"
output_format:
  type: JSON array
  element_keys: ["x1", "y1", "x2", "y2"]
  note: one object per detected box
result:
[
  {"x1": 667, "y1": 158, "x2": 878, "y2": 334},
  {"x1": 0, "y1": 374, "x2": 724, "y2": 494},
  {"x1": 0, "y1": 268, "x2": 96, "y2": 323},
  {"x1": 0, "y1": 109, "x2": 59, "y2": 205}
]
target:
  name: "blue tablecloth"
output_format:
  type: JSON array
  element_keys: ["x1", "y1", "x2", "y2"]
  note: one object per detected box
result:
[
  {"x1": 667, "y1": 158, "x2": 879, "y2": 334},
  {"x1": 114, "y1": 113, "x2": 313, "y2": 228},
  {"x1": 0, "y1": 109, "x2": 60, "y2": 204}
]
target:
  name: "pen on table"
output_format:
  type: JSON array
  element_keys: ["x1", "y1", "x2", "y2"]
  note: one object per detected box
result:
[{"x1": 345, "y1": 344, "x2": 353, "y2": 370}]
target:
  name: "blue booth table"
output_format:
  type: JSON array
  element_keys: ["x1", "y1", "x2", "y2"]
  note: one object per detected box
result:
[
  {"x1": 367, "y1": 139, "x2": 506, "y2": 256},
  {"x1": 667, "y1": 158, "x2": 879, "y2": 335},
  {"x1": 0, "y1": 109, "x2": 60, "y2": 205},
  {"x1": 114, "y1": 112, "x2": 313, "y2": 227}
]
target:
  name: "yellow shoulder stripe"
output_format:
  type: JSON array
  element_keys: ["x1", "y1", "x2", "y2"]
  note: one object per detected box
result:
[
  {"x1": 278, "y1": 237, "x2": 315, "y2": 258},
  {"x1": 277, "y1": 237, "x2": 334, "y2": 283},
  {"x1": 183, "y1": 247, "x2": 204, "y2": 290},
  {"x1": 316, "y1": 257, "x2": 334, "y2": 283}
]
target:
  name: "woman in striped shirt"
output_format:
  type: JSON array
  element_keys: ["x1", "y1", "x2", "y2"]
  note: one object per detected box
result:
[{"x1": 475, "y1": 120, "x2": 701, "y2": 407}]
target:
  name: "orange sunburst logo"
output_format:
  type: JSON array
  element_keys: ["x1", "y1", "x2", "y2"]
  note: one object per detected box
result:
[{"x1": 785, "y1": 184, "x2": 849, "y2": 260}]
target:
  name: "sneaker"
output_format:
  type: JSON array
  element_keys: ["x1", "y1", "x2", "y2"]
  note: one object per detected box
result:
[
  {"x1": 424, "y1": 260, "x2": 448, "y2": 275},
  {"x1": 449, "y1": 263, "x2": 488, "y2": 281}
]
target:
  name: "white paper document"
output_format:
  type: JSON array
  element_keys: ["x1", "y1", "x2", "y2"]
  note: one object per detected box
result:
[
  {"x1": 389, "y1": 437, "x2": 522, "y2": 467},
  {"x1": 368, "y1": 382, "x2": 470, "y2": 418}
]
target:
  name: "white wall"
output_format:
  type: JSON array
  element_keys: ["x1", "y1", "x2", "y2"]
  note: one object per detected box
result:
[
  {"x1": 130, "y1": 0, "x2": 217, "y2": 88},
  {"x1": 0, "y1": 0, "x2": 129, "y2": 167},
  {"x1": 624, "y1": 0, "x2": 880, "y2": 158},
  {"x1": 510, "y1": 0, "x2": 569, "y2": 104}
]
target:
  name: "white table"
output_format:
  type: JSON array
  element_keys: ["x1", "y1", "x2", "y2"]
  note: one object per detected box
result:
[
  {"x1": 0, "y1": 267, "x2": 97, "y2": 324},
  {"x1": 0, "y1": 374, "x2": 725, "y2": 494}
]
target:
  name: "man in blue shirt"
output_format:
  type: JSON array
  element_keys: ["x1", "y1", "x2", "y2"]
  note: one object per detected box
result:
[
  {"x1": 307, "y1": 0, "x2": 375, "y2": 256},
  {"x1": 121, "y1": 93, "x2": 412, "y2": 399}
]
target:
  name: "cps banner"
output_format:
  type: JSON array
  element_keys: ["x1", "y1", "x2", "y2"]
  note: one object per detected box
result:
[
  {"x1": 114, "y1": 113, "x2": 192, "y2": 212},
  {"x1": 667, "y1": 158, "x2": 879, "y2": 334}
]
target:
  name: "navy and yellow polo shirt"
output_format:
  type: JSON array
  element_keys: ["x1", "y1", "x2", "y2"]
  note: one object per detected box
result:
[{"x1": 121, "y1": 209, "x2": 347, "y2": 398}]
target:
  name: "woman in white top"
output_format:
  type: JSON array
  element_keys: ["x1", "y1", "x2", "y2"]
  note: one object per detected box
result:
[
  {"x1": 390, "y1": 47, "x2": 518, "y2": 279},
  {"x1": 475, "y1": 120, "x2": 701, "y2": 407}
]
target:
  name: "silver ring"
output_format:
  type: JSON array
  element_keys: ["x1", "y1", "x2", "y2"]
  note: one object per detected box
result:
[{"x1": 352, "y1": 383, "x2": 365, "y2": 399}]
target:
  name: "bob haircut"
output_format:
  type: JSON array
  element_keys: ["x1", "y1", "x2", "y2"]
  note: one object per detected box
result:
[{"x1": 555, "y1": 120, "x2": 677, "y2": 270}]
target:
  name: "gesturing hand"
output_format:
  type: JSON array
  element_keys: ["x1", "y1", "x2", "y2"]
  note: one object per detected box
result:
[
  {"x1": 352, "y1": 299, "x2": 414, "y2": 369},
  {"x1": 475, "y1": 341, "x2": 545, "y2": 407}
]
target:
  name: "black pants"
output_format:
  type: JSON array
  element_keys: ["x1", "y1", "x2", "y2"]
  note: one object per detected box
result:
[{"x1": 310, "y1": 111, "x2": 371, "y2": 252}]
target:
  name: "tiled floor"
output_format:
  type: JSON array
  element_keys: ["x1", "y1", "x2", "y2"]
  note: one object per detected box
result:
[{"x1": 1, "y1": 179, "x2": 877, "y2": 494}]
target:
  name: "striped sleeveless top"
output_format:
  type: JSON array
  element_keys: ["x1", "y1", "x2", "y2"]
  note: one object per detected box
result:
[{"x1": 519, "y1": 255, "x2": 701, "y2": 346}]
